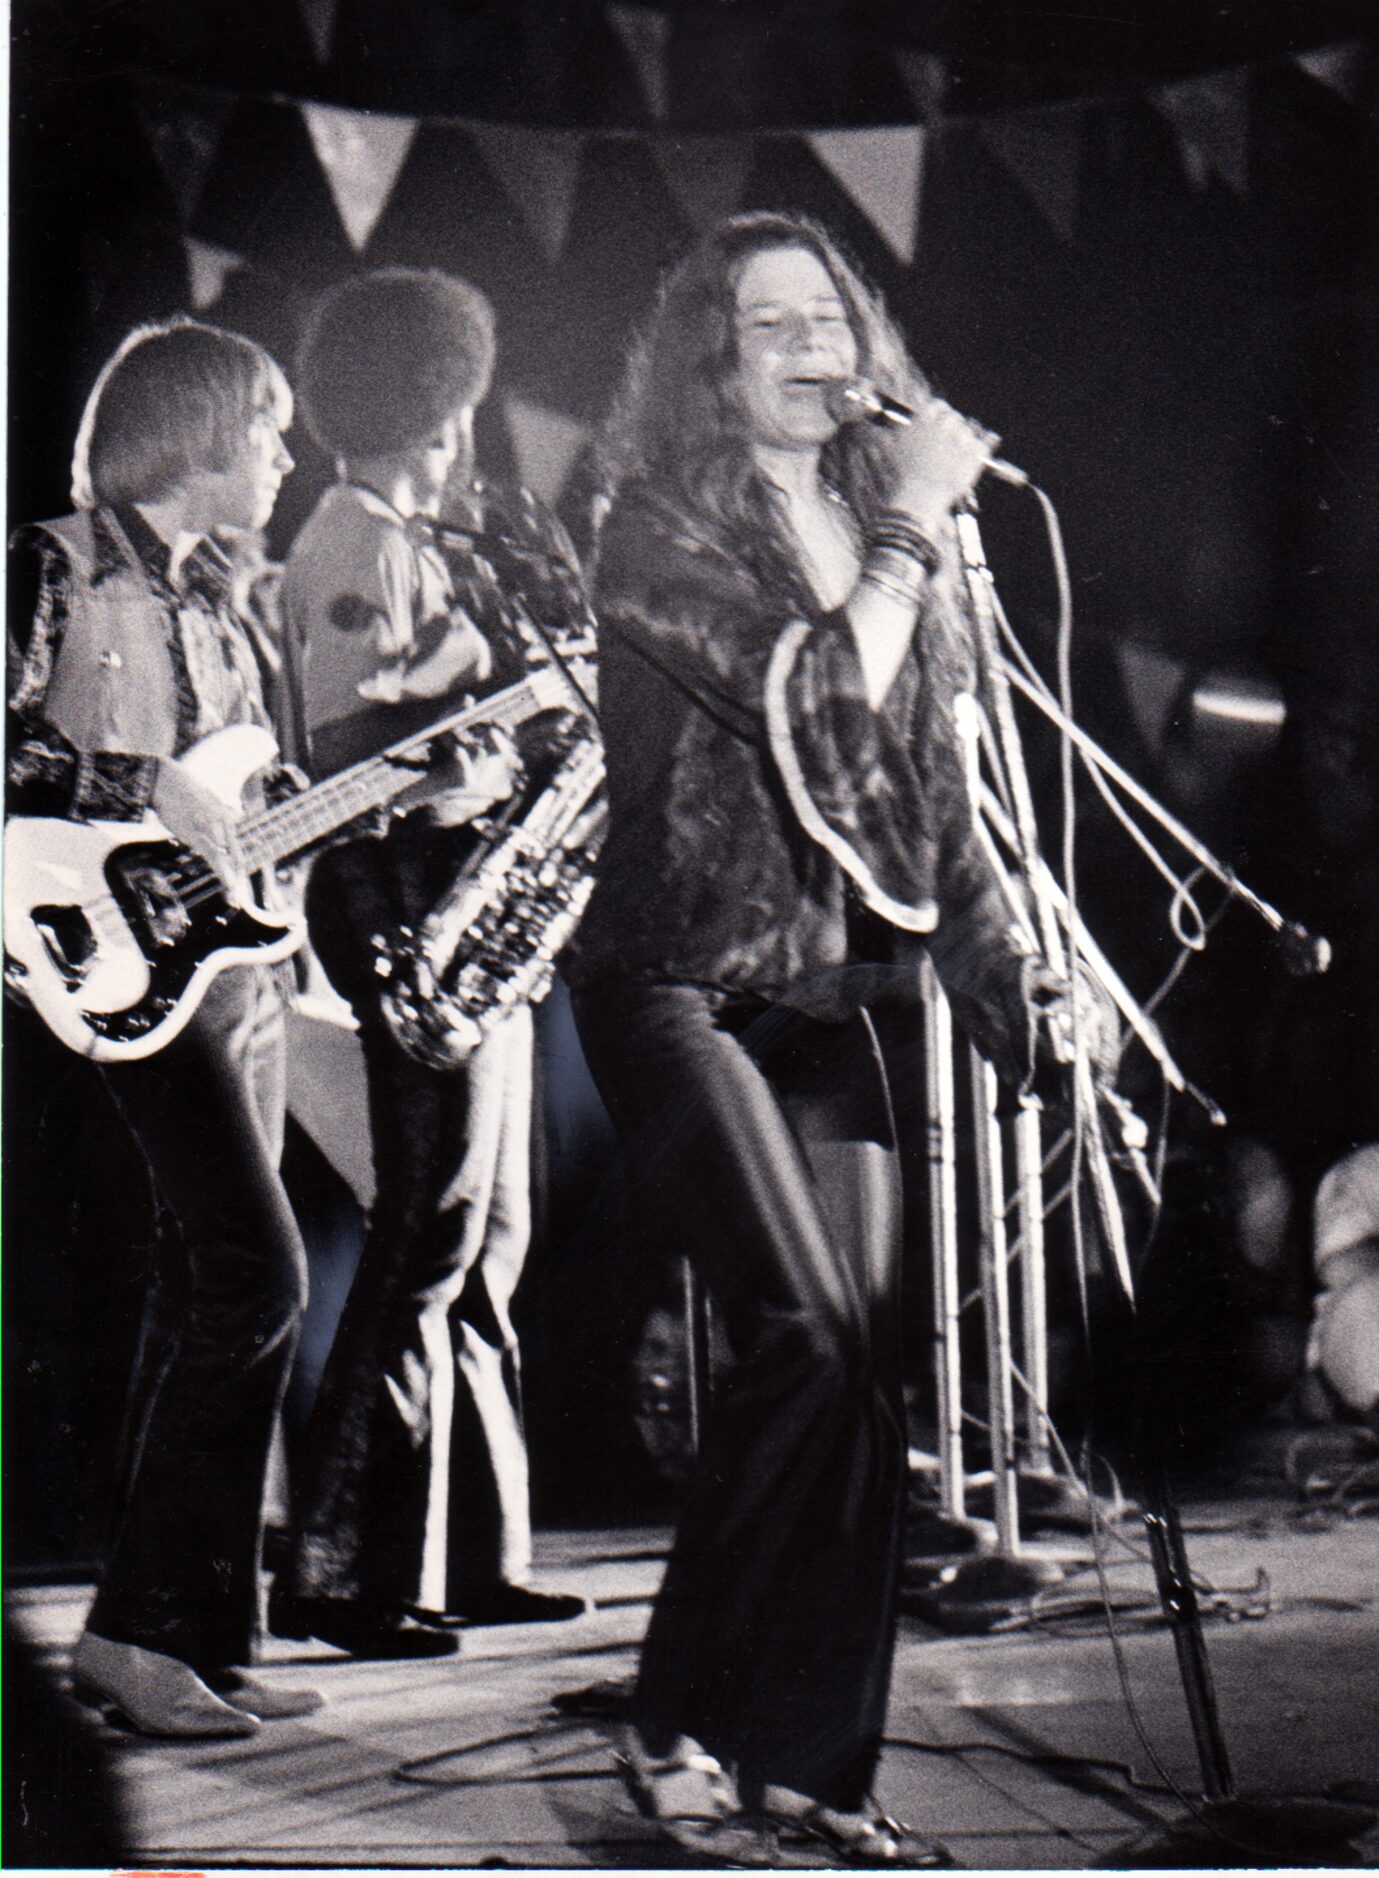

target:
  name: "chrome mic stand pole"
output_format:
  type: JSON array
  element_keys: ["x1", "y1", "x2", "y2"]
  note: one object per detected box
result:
[
  {"x1": 998, "y1": 656, "x2": 1331, "y2": 977},
  {"x1": 1013, "y1": 1105, "x2": 1051, "y2": 1472},
  {"x1": 921, "y1": 958, "x2": 966, "y2": 1521},
  {"x1": 971, "y1": 1049, "x2": 1022, "y2": 1556}
]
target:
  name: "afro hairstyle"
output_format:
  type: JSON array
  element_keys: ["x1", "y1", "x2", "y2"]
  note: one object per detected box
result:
[{"x1": 297, "y1": 268, "x2": 496, "y2": 461}]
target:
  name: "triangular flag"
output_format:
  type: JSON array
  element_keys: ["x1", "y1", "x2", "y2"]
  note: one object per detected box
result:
[
  {"x1": 650, "y1": 137, "x2": 754, "y2": 234},
  {"x1": 503, "y1": 395, "x2": 590, "y2": 506},
  {"x1": 807, "y1": 128, "x2": 925, "y2": 264},
  {"x1": 979, "y1": 108, "x2": 1081, "y2": 242},
  {"x1": 296, "y1": 0, "x2": 340, "y2": 64},
  {"x1": 1150, "y1": 69, "x2": 1249, "y2": 196},
  {"x1": 607, "y1": 3, "x2": 671, "y2": 120},
  {"x1": 184, "y1": 237, "x2": 245, "y2": 311},
  {"x1": 302, "y1": 103, "x2": 417, "y2": 252},
  {"x1": 136, "y1": 83, "x2": 233, "y2": 224},
  {"x1": 1294, "y1": 41, "x2": 1368, "y2": 108},
  {"x1": 891, "y1": 48, "x2": 947, "y2": 120},
  {"x1": 470, "y1": 124, "x2": 582, "y2": 266},
  {"x1": 1114, "y1": 640, "x2": 1188, "y2": 758}
]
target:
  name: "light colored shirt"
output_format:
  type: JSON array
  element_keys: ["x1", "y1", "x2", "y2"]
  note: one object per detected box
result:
[{"x1": 281, "y1": 481, "x2": 489, "y2": 747}]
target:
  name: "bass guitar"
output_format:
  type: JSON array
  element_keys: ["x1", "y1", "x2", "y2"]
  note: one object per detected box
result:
[{"x1": 4, "y1": 664, "x2": 584, "y2": 1063}]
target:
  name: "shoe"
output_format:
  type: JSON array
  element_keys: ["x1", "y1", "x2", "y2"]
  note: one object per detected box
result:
[
  {"x1": 268, "y1": 1590, "x2": 460, "y2": 1660},
  {"x1": 616, "y1": 1729, "x2": 778, "y2": 1867},
  {"x1": 70, "y1": 1633, "x2": 260, "y2": 1740},
  {"x1": 208, "y1": 1669, "x2": 325, "y2": 1718},
  {"x1": 412, "y1": 1583, "x2": 591, "y2": 1628},
  {"x1": 754, "y1": 1783, "x2": 955, "y2": 1868}
]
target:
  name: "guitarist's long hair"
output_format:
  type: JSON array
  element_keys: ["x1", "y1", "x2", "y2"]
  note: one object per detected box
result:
[{"x1": 72, "y1": 318, "x2": 292, "y2": 511}]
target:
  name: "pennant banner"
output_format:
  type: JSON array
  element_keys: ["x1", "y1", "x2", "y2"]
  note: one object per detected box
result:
[
  {"x1": 1114, "y1": 640, "x2": 1188, "y2": 759},
  {"x1": 137, "y1": 83, "x2": 234, "y2": 224},
  {"x1": 1293, "y1": 41, "x2": 1369, "y2": 108},
  {"x1": 503, "y1": 394, "x2": 590, "y2": 506},
  {"x1": 607, "y1": 4, "x2": 672, "y2": 121},
  {"x1": 891, "y1": 49, "x2": 947, "y2": 121},
  {"x1": 302, "y1": 103, "x2": 418, "y2": 252},
  {"x1": 806, "y1": 128, "x2": 925, "y2": 264},
  {"x1": 470, "y1": 124, "x2": 583, "y2": 266},
  {"x1": 979, "y1": 107, "x2": 1081, "y2": 242},
  {"x1": 650, "y1": 136, "x2": 754, "y2": 234},
  {"x1": 1150, "y1": 69, "x2": 1249, "y2": 196},
  {"x1": 184, "y1": 237, "x2": 245, "y2": 311},
  {"x1": 296, "y1": 0, "x2": 339, "y2": 65}
]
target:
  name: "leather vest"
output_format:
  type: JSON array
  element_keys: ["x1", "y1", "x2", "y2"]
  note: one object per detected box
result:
[{"x1": 34, "y1": 510, "x2": 184, "y2": 759}]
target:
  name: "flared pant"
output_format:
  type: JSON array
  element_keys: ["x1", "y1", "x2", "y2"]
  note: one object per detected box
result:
[
  {"x1": 89, "y1": 968, "x2": 307, "y2": 1675},
  {"x1": 288, "y1": 833, "x2": 535, "y2": 1610},
  {"x1": 573, "y1": 981, "x2": 908, "y2": 1811}
]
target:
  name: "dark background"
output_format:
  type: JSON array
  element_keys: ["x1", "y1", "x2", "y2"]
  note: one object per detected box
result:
[{"x1": 8, "y1": 0, "x2": 1379, "y2": 1571}]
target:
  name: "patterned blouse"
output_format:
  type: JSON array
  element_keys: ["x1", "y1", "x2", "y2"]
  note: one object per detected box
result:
[{"x1": 567, "y1": 482, "x2": 1041, "y2": 1086}]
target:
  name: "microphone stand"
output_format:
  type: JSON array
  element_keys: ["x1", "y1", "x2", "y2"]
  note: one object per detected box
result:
[
  {"x1": 950, "y1": 499, "x2": 1373, "y2": 1867},
  {"x1": 996, "y1": 654, "x2": 1331, "y2": 979}
]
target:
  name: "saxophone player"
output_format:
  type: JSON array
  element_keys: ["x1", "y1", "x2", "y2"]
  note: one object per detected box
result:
[{"x1": 273, "y1": 268, "x2": 587, "y2": 1658}]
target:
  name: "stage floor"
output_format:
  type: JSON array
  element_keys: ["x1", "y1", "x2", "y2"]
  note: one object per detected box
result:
[{"x1": 8, "y1": 1481, "x2": 1379, "y2": 1870}]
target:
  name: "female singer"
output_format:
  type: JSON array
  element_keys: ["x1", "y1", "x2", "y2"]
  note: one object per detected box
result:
[{"x1": 567, "y1": 212, "x2": 1076, "y2": 1865}]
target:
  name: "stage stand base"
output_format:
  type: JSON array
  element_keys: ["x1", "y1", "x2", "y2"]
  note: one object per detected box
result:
[
  {"x1": 1102, "y1": 1792, "x2": 1379, "y2": 1868},
  {"x1": 899, "y1": 1548, "x2": 1069, "y2": 1632},
  {"x1": 904, "y1": 1504, "x2": 985, "y2": 1558},
  {"x1": 961, "y1": 1466, "x2": 1134, "y2": 1534}
]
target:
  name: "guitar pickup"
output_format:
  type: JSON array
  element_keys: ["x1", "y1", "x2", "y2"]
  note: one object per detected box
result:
[
  {"x1": 32, "y1": 904, "x2": 98, "y2": 986},
  {"x1": 122, "y1": 864, "x2": 193, "y2": 949}
]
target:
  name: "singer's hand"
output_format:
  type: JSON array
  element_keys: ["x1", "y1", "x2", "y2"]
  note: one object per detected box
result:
[
  {"x1": 887, "y1": 398, "x2": 998, "y2": 533},
  {"x1": 1030, "y1": 962, "x2": 1121, "y2": 1085}
]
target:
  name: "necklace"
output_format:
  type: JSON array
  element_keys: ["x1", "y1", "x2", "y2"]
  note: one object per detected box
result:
[{"x1": 789, "y1": 482, "x2": 861, "y2": 609}]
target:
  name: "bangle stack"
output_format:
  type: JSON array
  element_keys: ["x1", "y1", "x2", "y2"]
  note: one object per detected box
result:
[{"x1": 861, "y1": 510, "x2": 943, "y2": 609}]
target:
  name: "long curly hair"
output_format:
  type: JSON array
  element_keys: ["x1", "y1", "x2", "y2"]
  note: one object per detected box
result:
[{"x1": 596, "y1": 212, "x2": 927, "y2": 598}]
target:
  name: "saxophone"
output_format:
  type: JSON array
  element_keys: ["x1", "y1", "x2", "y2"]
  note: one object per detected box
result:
[
  {"x1": 375, "y1": 722, "x2": 605, "y2": 1068},
  {"x1": 373, "y1": 481, "x2": 606, "y2": 1069}
]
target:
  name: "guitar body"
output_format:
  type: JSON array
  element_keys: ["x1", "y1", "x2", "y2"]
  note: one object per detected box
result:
[
  {"x1": 6, "y1": 668, "x2": 594, "y2": 1062},
  {"x1": 4, "y1": 724, "x2": 305, "y2": 1063}
]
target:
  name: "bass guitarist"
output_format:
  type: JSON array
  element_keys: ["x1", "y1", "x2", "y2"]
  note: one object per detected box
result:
[{"x1": 4, "y1": 318, "x2": 323, "y2": 1737}]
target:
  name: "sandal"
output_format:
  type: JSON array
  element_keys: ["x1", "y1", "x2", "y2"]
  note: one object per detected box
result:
[
  {"x1": 615, "y1": 1730, "x2": 779, "y2": 1867},
  {"x1": 755, "y1": 1782, "x2": 956, "y2": 1868}
]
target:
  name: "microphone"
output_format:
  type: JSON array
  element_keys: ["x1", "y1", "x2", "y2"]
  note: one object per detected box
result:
[
  {"x1": 827, "y1": 379, "x2": 1029, "y2": 487},
  {"x1": 419, "y1": 518, "x2": 482, "y2": 553},
  {"x1": 1274, "y1": 919, "x2": 1332, "y2": 978},
  {"x1": 417, "y1": 514, "x2": 572, "y2": 575}
]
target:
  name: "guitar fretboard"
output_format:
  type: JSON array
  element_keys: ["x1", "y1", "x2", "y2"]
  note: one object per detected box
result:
[{"x1": 235, "y1": 667, "x2": 582, "y2": 873}]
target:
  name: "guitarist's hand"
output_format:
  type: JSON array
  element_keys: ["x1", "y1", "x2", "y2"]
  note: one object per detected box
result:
[
  {"x1": 152, "y1": 760, "x2": 249, "y2": 901},
  {"x1": 427, "y1": 728, "x2": 522, "y2": 827}
]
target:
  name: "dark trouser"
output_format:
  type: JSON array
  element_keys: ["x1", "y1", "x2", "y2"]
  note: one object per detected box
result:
[
  {"x1": 287, "y1": 841, "x2": 534, "y2": 1611},
  {"x1": 88, "y1": 968, "x2": 306, "y2": 1677},
  {"x1": 573, "y1": 981, "x2": 908, "y2": 1812}
]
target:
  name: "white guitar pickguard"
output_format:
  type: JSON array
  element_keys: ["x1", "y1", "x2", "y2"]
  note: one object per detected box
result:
[{"x1": 4, "y1": 723, "x2": 300, "y2": 1061}]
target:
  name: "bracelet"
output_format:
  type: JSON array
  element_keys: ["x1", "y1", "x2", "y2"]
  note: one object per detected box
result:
[
  {"x1": 867, "y1": 510, "x2": 943, "y2": 578},
  {"x1": 864, "y1": 559, "x2": 928, "y2": 612},
  {"x1": 861, "y1": 547, "x2": 929, "y2": 609},
  {"x1": 862, "y1": 568, "x2": 924, "y2": 610}
]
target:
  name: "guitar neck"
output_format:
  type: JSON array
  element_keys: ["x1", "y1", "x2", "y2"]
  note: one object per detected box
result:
[{"x1": 236, "y1": 668, "x2": 577, "y2": 873}]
